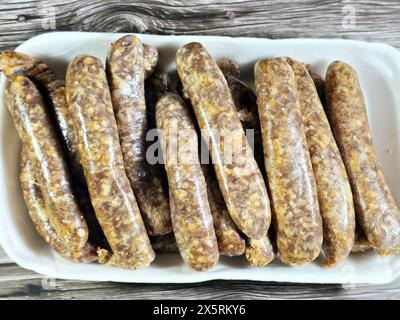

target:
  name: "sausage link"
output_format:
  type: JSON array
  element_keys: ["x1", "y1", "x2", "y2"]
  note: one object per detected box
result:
[
  {"x1": 255, "y1": 58, "x2": 323, "y2": 265},
  {"x1": 145, "y1": 71, "x2": 171, "y2": 192},
  {"x1": 283, "y1": 57, "x2": 355, "y2": 267},
  {"x1": 145, "y1": 70, "x2": 170, "y2": 132},
  {"x1": 202, "y1": 164, "x2": 246, "y2": 256},
  {"x1": 66, "y1": 55, "x2": 155, "y2": 269},
  {"x1": 245, "y1": 237, "x2": 274, "y2": 267},
  {"x1": 325, "y1": 61, "x2": 400, "y2": 255},
  {"x1": 20, "y1": 148, "x2": 97, "y2": 262},
  {"x1": 0, "y1": 51, "x2": 48, "y2": 78},
  {"x1": 219, "y1": 63, "x2": 275, "y2": 265},
  {"x1": 0, "y1": 51, "x2": 80, "y2": 169},
  {"x1": 176, "y1": 42, "x2": 271, "y2": 240},
  {"x1": 143, "y1": 43, "x2": 158, "y2": 78},
  {"x1": 156, "y1": 92, "x2": 219, "y2": 271},
  {"x1": 222, "y1": 69, "x2": 265, "y2": 174},
  {"x1": 176, "y1": 75, "x2": 246, "y2": 257},
  {"x1": 307, "y1": 64, "x2": 371, "y2": 256},
  {"x1": 309, "y1": 70, "x2": 326, "y2": 107},
  {"x1": 150, "y1": 233, "x2": 179, "y2": 253},
  {"x1": 0, "y1": 51, "x2": 107, "y2": 250},
  {"x1": 106, "y1": 35, "x2": 171, "y2": 236},
  {"x1": 5, "y1": 76, "x2": 88, "y2": 252}
]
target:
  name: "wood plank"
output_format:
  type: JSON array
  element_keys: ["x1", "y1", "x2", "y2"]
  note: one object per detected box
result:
[
  {"x1": 1, "y1": 263, "x2": 400, "y2": 299},
  {"x1": 0, "y1": 1, "x2": 399, "y2": 50}
]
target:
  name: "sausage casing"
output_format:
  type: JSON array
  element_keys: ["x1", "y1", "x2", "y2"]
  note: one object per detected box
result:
[
  {"x1": 0, "y1": 51, "x2": 81, "y2": 172},
  {"x1": 0, "y1": 50, "x2": 107, "y2": 250},
  {"x1": 255, "y1": 58, "x2": 323, "y2": 265},
  {"x1": 20, "y1": 149, "x2": 97, "y2": 262},
  {"x1": 219, "y1": 62, "x2": 274, "y2": 265},
  {"x1": 156, "y1": 93, "x2": 219, "y2": 271},
  {"x1": 106, "y1": 35, "x2": 171, "y2": 236},
  {"x1": 325, "y1": 61, "x2": 400, "y2": 255},
  {"x1": 202, "y1": 164, "x2": 246, "y2": 256},
  {"x1": 176, "y1": 42, "x2": 271, "y2": 240},
  {"x1": 66, "y1": 55, "x2": 155, "y2": 268},
  {"x1": 143, "y1": 43, "x2": 159, "y2": 78},
  {"x1": 5, "y1": 76, "x2": 88, "y2": 252},
  {"x1": 283, "y1": 57, "x2": 355, "y2": 267},
  {"x1": 245, "y1": 237, "x2": 274, "y2": 267}
]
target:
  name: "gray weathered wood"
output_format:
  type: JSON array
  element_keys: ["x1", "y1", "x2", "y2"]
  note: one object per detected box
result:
[
  {"x1": 0, "y1": 0, "x2": 400, "y2": 50},
  {"x1": 1, "y1": 263, "x2": 400, "y2": 300},
  {"x1": 1, "y1": 0, "x2": 400, "y2": 300}
]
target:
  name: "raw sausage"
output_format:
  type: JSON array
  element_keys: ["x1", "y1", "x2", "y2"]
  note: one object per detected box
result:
[
  {"x1": 176, "y1": 77, "x2": 246, "y2": 257},
  {"x1": 5, "y1": 75, "x2": 88, "y2": 253},
  {"x1": 176, "y1": 42, "x2": 271, "y2": 240},
  {"x1": 145, "y1": 70, "x2": 170, "y2": 129},
  {"x1": 143, "y1": 43, "x2": 158, "y2": 78},
  {"x1": 20, "y1": 148, "x2": 97, "y2": 262},
  {"x1": 106, "y1": 35, "x2": 171, "y2": 236},
  {"x1": 245, "y1": 237, "x2": 274, "y2": 267},
  {"x1": 255, "y1": 58, "x2": 323, "y2": 265},
  {"x1": 219, "y1": 62, "x2": 274, "y2": 265},
  {"x1": 283, "y1": 57, "x2": 355, "y2": 267},
  {"x1": 156, "y1": 92, "x2": 219, "y2": 271},
  {"x1": 325, "y1": 61, "x2": 400, "y2": 255},
  {"x1": 0, "y1": 51, "x2": 80, "y2": 170},
  {"x1": 220, "y1": 67, "x2": 265, "y2": 173},
  {"x1": 202, "y1": 163, "x2": 246, "y2": 257},
  {"x1": 0, "y1": 50, "x2": 107, "y2": 250},
  {"x1": 66, "y1": 55, "x2": 155, "y2": 268}
]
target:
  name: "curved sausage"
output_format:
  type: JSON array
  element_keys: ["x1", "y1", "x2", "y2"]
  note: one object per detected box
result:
[
  {"x1": 220, "y1": 65, "x2": 274, "y2": 265},
  {"x1": 283, "y1": 57, "x2": 355, "y2": 267},
  {"x1": 176, "y1": 77, "x2": 246, "y2": 257},
  {"x1": 255, "y1": 58, "x2": 323, "y2": 265},
  {"x1": 106, "y1": 35, "x2": 171, "y2": 236},
  {"x1": 20, "y1": 148, "x2": 97, "y2": 262},
  {"x1": 325, "y1": 61, "x2": 400, "y2": 256},
  {"x1": 5, "y1": 75, "x2": 88, "y2": 253},
  {"x1": 0, "y1": 50, "x2": 107, "y2": 250},
  {"x1": 176, "y1": 42, "x2": 271, "y2": 240},
  {"x1": 66, "y1": 55, "x2": 155, "y2": 269},
  {"x1": 156, "y1": 92, "x2": 219, "y2": 271},
  {"x1": 0, "y1": 51, "x2": 80, "y2": 168}
]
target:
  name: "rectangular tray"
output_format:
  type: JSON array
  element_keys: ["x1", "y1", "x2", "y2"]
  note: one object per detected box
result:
[{"x1": 1, "y1": 31, "x2": 400, "y2": 284}]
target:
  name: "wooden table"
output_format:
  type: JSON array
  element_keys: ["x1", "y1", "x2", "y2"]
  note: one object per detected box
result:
[{"x1": 1, "y1": 0, "x2": 399, "y2": 300}]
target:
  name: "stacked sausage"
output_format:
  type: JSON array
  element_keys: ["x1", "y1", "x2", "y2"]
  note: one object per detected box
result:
[{"x1": 1, "y1": 35, "x2": 399, "y2": 271}]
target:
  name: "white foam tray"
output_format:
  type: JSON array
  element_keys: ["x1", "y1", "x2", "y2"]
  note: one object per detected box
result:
[{"x1": 1, "y1": 32, "x2": 400, "y2": 284}]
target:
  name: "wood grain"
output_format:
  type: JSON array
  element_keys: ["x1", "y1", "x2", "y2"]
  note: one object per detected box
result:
[
  {"x1": 1, "y1": 0, "x2": 400, "y2": 300},
  {"x1": 0, "y1": 0, "x2": 400, "y2": 50},
  {"x1": 1, "y1": 261, "x2": 400, "y2": 300}
]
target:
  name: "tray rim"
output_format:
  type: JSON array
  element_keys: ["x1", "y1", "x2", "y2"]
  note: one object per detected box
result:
[{"x1": 1, "y1": 31, "x2": 400, "y2": 285}]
